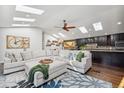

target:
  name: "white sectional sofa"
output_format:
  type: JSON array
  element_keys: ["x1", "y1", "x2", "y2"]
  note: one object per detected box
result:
[
  {"x1": 3, "y1": 50, "x2": 59, "y2": 74},
  {"x1": 25, "y1": 59, "x2": 68, "y2": 87},
  {"x1": 3, "y1": 50, "x2": 92, "y2": 74},
  {"x1": 3, "y1": 49, "x2": 92, "y2": 86},
  {"x1": 67, "y1": 51, "x2": 92, "y2": 73}
]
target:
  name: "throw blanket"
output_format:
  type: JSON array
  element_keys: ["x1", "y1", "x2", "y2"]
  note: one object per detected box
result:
[{"x1": 28, "y1": 64, "x2": 49, "y2": 83}]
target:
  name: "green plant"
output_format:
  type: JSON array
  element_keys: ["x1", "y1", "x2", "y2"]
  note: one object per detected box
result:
[{"x1": 79, "y1": 45, "x2": 86, "y2": 50}]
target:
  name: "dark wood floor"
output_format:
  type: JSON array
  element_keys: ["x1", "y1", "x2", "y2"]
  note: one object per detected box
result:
[{"x1": 87, "y1": 63, "x2": 124, "y2": 88}]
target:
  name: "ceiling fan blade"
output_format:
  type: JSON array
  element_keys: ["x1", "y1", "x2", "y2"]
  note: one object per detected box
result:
[
  {"x1": 66, "y1": 26, "x2": 76, "y2": 29},
  {"x1": 64, "y1": 28, "x2": 69, "y2": 31}
]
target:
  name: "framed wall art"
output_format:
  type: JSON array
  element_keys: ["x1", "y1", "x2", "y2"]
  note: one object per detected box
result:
[
  {"x1": 6, "y1": 35, "x2": 30, "y2": 49},
  {"x1": 63, "y1": 40, "x2": 77, "y2": 49}
]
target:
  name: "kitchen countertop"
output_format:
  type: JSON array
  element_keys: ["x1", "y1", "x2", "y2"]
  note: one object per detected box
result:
[{"x1": 84, "y1": 48, "x2": 124, "y2": 53}]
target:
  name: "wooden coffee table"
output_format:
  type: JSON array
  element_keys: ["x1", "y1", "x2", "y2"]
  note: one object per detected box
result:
[{"x1": 39, "y1": 59, "x2": 53, "y2": 64}]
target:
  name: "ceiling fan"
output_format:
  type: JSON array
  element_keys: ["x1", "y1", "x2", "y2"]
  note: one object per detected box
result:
[{"x1": 55, "y1": 20, "x2": 76, "y2": 31}]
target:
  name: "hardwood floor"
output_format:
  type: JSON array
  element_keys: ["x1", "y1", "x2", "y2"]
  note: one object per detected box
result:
[{"x1": 87, "y1": 63, "x2": 124, "y2": 88}]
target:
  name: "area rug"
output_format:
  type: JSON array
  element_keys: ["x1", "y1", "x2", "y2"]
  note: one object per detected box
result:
[
  {"x1": 0, "y1": 70, "x2": 112, "y2": 88},
  {"x1": 17, "y1": 70, "x2": 112, "y2": 88}
]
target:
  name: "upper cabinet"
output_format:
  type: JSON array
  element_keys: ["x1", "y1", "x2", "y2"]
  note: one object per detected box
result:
[
  {"x1": 97, "y1": 36, "x2": 107, "y2": 46},
  {"x1": 65, "y1": 33, "x2": 124, "y2": 48}
]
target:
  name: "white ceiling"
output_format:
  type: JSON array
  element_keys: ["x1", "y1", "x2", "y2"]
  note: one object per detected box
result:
[{"x1": 0, "y1": 5, "x2": 124, "y2": 40}]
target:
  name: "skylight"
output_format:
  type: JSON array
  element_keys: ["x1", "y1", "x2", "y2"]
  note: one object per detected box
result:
[
  {"x1": 16, "y1": 5, "x2": 44, "y2": 15},
  {"x1": 52, "y1": 34, "x2": 60, "y2": 38},
  {"x1": 79, "y1": 26, "x2": 88, "y2": 34},
  {"x1": 13, "y1": 17, "x2": 35, "y2": 22},
  {"x1": 12, "y1": 24, "x2": 30, "y2": 26},
  {"x1": 93, "y1": 22, "x2": 103, "y2": 31},
  {"x1": 58, "y1": 33, "x2": 66, "y2": 37}
]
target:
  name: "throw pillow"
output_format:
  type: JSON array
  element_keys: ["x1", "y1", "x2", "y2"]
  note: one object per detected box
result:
[
  {"x1": 11, "y1": 53, "x2": 18, "y2": 62},
  {"x1": 68, "y1": 53, "x2": 73, "y2": 60},
  {"x1": 76, "y1": 52, "x2": 84, "y2": 62}
]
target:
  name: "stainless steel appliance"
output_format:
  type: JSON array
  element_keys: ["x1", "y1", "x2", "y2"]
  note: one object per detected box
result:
[{"x1": 115, "y1": 41, "x2": 124, "y2": 49}]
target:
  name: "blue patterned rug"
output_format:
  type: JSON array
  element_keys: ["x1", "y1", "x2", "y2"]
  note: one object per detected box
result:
[{"x1": 16, "y1": 70, "x2": 112, "y2": 88}]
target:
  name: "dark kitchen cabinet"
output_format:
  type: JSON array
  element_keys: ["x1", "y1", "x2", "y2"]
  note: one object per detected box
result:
[
  {"x1": 119, "y1": 33, "x2": 124, "y2": 40},
  {"x1": 65, "y1": 33, "x2": 124, "y2": 48},
  {"x1": 97, "y1": 36, "x2": 107, "y2": 46},
  {"x1": 111, "y1": 34, "x2": 119, "y2": 46}
]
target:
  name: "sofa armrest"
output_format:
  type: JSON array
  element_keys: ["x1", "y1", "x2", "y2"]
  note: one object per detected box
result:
[
  {"x1": 81, "y1": 56, "x2": 92, "y2": 66},
  {"x1": 81, "y1": 57, "x2": 87, "y2": 63}
]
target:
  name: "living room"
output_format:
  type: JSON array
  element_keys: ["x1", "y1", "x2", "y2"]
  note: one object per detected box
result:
[{"x1": 0, "y1": 5, "x2": 124, "y2": 88}]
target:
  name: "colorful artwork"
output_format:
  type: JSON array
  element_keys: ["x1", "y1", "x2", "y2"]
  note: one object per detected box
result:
[
  {"x1": 63, "y1": 40, "x2": 76, "y2": 49},
  {"x1": 7, "y1": 35, "x2": 30, "y2": 49}
]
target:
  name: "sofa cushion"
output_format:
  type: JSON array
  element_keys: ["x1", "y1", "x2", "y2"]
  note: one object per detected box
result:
[
  {"x1": 46, "y1": 50, "x2": 52, "y2": 56},
  {"x1": 52, "y1": 49, "x2": 59, "y2": 56},
  {"x1": 4, "y1": 61, "x2": 24, "y2": 69},
  {"x1": 11, "y1": 53, "x2": 18, "y2": 62},
  {"x1": 68, "y1": 59, "x2": 86, "y2": 69},
  {"x1": 5, "y1": 52, "x2": 18, "y2": 62},
  {"x1": 76, "y1": 52, "x2": 84, "y2": 62},
  {"x1": 59, "y1": 50, "x2": 70, "y2": 59},
  {"x1": 5, "y1": 52, "x2": 23, "y2": 62},
  {"x1": 21, "y1": 51, "x2": 33, "y2": 61},
  {"x1": 14, "y1": 53, "x2": 23, "y2": 62}
]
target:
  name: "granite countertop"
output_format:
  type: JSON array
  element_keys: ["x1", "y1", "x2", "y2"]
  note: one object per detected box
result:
[
  {"x1": 84, "y1": 47, "x2": 124, "y2": 52},
  {"x1": 89, "y1": 49, "x2": 124, "y2": 52}
]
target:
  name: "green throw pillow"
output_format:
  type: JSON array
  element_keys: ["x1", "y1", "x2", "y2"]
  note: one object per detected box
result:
[{"x1": 76, "y1": 52, "x2": 84, "y2": 62}]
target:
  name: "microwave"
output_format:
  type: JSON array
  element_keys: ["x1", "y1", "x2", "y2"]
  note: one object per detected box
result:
[{"x1": 115, "y1": 41, "x2": 124, "y2": 49}]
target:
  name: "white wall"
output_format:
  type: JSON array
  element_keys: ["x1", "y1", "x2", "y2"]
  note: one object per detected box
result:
[{"x1": 0, "y1": 27, "x2": 43, "y2": 60}]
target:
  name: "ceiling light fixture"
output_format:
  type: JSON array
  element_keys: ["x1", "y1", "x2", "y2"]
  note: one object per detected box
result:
[
  {"x1": 13, "y1": 17, "x2": 35, "y2": 22},
  {"x1": 79, "y1": 26, "x2": 88, "y2": 33},
  {"x1": 58, "y1": 33, "x2": 66, "y2": 37},
  {"x1": 12, "y1": 24, "x2": 30, "y2": 26},
  {"x1": 117, "y1": 21, "x2": 122, "y2": 25},
  {"x1": 16, "y1": 5, "x2": 44, "y2": 15},
  {"x1": 93, "y1": 22, "x2": 103, "y2": 31},
  {"x1": 52, "y1": 34, "x2": 60, "y2": 38}
]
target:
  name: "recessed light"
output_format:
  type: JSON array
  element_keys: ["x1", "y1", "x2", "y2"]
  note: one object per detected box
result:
[
  {"x1": 58, "y1": 33, "x2": 66, "y2": 37},
  {"x1": 117, "y1": 21, "x2": 122, "y2": 25},
  {"x1": 93, "y1": 22, "x2": 103, "y2": 31},
  {"x1": 79, "y1": 26, "x2": 88, "y2": 34},
  {"x1": 16, "y1": 5, "x2": 44, "y2": 15},
  {"x1": 52, "y1": 34, "x2": 60, "y2": 38},
  {"x1": 12, "y1": 24, "x2": 30, "y2": 26},
  {"x1": 13, "y1": 17, "x2": 35, "y2": 22}
]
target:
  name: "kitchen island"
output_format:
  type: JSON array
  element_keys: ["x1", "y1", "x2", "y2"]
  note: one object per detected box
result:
[{"x1": 86, "y1": 48, "x2": 124, "y2": 68}]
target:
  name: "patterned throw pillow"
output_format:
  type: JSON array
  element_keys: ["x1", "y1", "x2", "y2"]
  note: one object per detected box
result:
[
  {"x1": 68, "y1": 53, "x2": 73, "y2": 60},
  {"x1": 11, "y1": 53, "x2": 18, "y2": 62},
  {"x1": 5, "y1": 52, "x2": 18, "y2": 62},
  {"x1": 76, "y1": 52, "x2": 84, "y2": 62}
]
